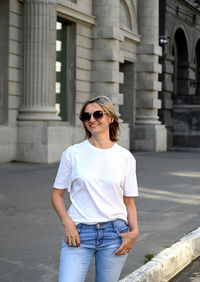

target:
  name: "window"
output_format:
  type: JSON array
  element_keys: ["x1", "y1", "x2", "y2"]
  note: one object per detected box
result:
[{"x1": 56, "y1": 19, "x2": 76, "y2": 123}]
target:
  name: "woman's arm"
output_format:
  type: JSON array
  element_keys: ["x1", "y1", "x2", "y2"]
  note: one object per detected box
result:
[
  {"x1": 124, "y1": 196, "x2": 139, "y2": 234},
  {"x1": 51, "y1": 188, "x2": 80, "y2": 247},
  {"x1": 114, "y1": 196, "x2": 139, "y2": 255}
]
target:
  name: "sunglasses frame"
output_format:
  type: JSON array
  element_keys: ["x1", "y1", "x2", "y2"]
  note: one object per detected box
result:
[{"x1": 81, "y1": 110, "x2": 106, "y2": 122}]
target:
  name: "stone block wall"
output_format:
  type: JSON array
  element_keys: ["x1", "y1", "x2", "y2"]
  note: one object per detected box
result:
[
  {"x1": 76, "y1": 23, "x2": 92, "y2": 125},
  {"x1": 8, "y1": 1, "x2": 21, "y2": 126},
  {"x1": 0, "y1": 0, "x2": 22, "y2": 162}
]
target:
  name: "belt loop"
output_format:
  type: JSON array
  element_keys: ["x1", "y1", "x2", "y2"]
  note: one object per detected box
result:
[
  {"x1": 112, "y1": 219, "x2": 117, "y2": 232},
  {"x1": 111, "y1": 220, "x2": 114, "y2": 231}
]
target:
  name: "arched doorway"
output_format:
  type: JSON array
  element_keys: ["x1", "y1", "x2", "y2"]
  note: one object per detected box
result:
[
  {"x1": 172, "y1": 29, "x2": 191, "y2": 147},
  {"x1": 172, "y1": 30, "x2": 200, "y2": 148},
  {"x1": 195, "y1": 40, "x2": 200, "y2": 96},
  {"x1": 172, "y1": 28, "x2": 189, "y2": 97}
]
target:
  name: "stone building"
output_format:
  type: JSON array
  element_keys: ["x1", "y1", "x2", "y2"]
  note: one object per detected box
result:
[
  {"x1": 0, "y1": 0, "x2": 166, "y2": 163},
  {"x1": 159, "y1": 0, "x2": 200, "y2": 149}
]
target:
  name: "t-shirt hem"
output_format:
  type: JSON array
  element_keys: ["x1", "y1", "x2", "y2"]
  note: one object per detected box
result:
[
  {"x1": 53, "y1": 186, "x2": 68, "y2": 190},
  {"x1": 73, "y1": 217, "x2": 128, "y2": 225},
  {"x1": 124, "y1": 193, "x2": 139, "y2": 197}
]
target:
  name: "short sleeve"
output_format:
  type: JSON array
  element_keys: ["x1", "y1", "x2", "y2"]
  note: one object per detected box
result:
[
  {"x1": 53, "y1": 150, "x2": 72, "y2": 190},
  {"x1": 122, "y1": 155, "x2": 138, "y2": 197}
]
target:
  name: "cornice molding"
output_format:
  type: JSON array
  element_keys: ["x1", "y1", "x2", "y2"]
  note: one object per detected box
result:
[
  {"x1": 178, "y1": 0, "x2": 200, "y2": 14},
  {"x1": 57, "y1": 4, "x2": 95, "y2": 26}
]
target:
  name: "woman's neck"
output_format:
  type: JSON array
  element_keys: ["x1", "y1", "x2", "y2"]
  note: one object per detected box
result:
[{"x1": 89, "y1": 136, "x2": 114, "y2": 149}]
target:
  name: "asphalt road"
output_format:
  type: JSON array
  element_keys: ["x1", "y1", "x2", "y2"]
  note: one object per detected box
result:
[
  {"x1": 0, "y1": 151, "x2": 200, "y2": 282},
  {"x1": 170, "y1": 256, "x2": 200, "y2": 282}
]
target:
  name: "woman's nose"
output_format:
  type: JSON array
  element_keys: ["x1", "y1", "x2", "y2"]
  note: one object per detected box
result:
[{"x1": 90, "y1": 114, "x2": 96, "y2": 122}]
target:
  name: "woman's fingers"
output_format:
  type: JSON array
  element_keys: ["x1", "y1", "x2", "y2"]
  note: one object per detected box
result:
[
  {"x1": 114, "y1": 231, "x2": 137, "y2": 255},
  {"x1": 75, "y1": 234, "x2": 81, "y2": 246},
  {"x1": 113, "y1": 244, "x2": 125, "y2": 255},
  {"x1": 71, "y1": 234, "x2": 80, "y2": 247},
  {"x1": 113, "y1": 242, "x2": 130, "y2": 255},
  {"x1": 65, "y1": 229, "x2": 80, "y2": 247}
]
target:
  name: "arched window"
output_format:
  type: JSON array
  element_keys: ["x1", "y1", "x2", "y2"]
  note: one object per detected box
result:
[
  {"x1": 120, "y1": 0, "x2": 137, "y2": 33},
  {"x1": 120, "y1": 0, "x2": 131, "y2": 29},
  {"x1": 172, "y1": 28, "x2": 189, "y2": 96}
]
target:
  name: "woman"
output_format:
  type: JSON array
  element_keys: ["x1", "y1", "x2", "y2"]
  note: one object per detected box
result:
[{"x1": 51, "y1": 96, "x2": 139, "y2": 282}]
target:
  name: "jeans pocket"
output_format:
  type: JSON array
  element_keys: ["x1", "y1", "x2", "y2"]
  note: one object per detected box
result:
[{"x1": 115, "y1": 220, "x2": 129, "y2": 235}]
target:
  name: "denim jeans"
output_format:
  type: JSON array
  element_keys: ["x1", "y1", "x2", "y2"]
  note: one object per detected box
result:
[{"x1": 58, "y1": 219, "x2": 129, "y2": 282}]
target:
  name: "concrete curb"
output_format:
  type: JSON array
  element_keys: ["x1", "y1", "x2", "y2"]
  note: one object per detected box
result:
[{"x1": 120, "y1": 227, "x2": 200, "y2": 282}]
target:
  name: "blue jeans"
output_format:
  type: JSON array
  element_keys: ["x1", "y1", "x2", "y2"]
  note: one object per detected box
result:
[{"x1": 58, "y1": 219, "x2": 129, "y2": 282}]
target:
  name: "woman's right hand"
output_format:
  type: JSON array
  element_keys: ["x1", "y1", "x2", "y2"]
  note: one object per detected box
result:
[
  {"x1": 64, "y1": 218, "x2": 80, "y2": 247},
  {"x1": 51, "y1": 188, "x2": 80, "y2": 247}
]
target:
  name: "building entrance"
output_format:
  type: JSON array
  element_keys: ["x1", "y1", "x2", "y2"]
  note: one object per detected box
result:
[{"x1": 172, "y1": 29, "x2": 200, "y2": 148}]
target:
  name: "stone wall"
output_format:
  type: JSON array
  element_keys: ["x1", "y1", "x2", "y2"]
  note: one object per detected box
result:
[
  {"x1": 159, "y1": 0, "x2": 200, "y2": 148},
  {"x1": 0, "y1": 0, "x2": 21, "y2": 162}
]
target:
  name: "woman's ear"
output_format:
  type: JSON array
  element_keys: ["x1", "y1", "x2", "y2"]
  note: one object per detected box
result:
[{"x1": 110, "y1": 117, "x2": 114, "y2": 123}]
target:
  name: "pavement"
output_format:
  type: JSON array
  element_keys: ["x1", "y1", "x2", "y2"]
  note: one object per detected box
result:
[
  {"x1": 0, "y1": 151, "x2": 200, "y2": 282},
  {"x1": 170, "y1": 257, "x2": 200, "y2": 282}
]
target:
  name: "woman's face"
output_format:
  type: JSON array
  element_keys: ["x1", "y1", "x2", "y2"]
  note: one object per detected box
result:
[{"x1": 83, "y1": 102, "x2": 113, "y2": 138}]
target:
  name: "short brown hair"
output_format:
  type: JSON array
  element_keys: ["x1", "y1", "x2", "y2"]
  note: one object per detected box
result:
[{"x1": 79, "y1": 96, "x2": 120, "y2": 141}]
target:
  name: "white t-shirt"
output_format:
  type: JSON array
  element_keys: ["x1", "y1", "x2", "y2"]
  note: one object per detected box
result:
[{"x1": 53, "y1": 139, "x2": 138, "y2": 224}]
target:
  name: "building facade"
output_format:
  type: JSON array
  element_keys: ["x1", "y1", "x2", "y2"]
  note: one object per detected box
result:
[
  {"x1": 159, "y1": 0, "x2": 200, "y2": 148},
  {"x1": 0, "y1": 0, "x2": 166, "y2": 163}
]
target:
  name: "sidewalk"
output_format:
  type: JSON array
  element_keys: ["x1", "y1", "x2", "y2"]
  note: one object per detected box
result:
[{"x1": 0, "y1": 151, "x2": 200, "y2": 282}]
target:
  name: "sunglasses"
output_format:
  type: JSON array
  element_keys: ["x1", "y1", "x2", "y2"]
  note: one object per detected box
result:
[{"x1": 81, "y1": 110, "x2": 106, "y2": 122}]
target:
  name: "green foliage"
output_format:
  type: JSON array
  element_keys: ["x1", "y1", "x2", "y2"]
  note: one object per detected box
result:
[
  {"x1": 164, "y1": 244, "x2": 171, "y2": 248},
  {"x1": 144, "y1": 253, "x2": 154, "y2": 264}
]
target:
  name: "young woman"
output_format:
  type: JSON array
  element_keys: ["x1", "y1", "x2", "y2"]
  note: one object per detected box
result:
[{"x1": 51, "y1": 96, "x2": 139, "y2": 282}]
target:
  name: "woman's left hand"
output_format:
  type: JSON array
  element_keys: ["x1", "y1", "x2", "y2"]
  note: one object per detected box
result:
[{"x1": 113, "y1": 230, "x2": 138, "y2": 255}]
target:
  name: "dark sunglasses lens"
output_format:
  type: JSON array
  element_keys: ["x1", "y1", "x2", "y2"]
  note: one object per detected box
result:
[
  {"x1": 93, "y1": 111, "x2": 104, "y2": 119},
  {"x1": 81, "y1": 112, "x2": 91, "y2": 121}
]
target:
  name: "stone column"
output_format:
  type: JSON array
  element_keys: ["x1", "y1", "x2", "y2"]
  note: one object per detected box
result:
[
  {"x1": 135, "y1": 0, "x2": 167, "y2": 151},
  {"x1": 91, "y1": 0, "x2": 123, "y2": 114},
  {"x1": 17, "y1": 0, "x2": 64, "y2": 163},
  {"x1": 18, "y1": 0, "x2": 60, "y2": 121},
  {"x1": 91, "y1": 0, "x2": 130, "y2": 148}
]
